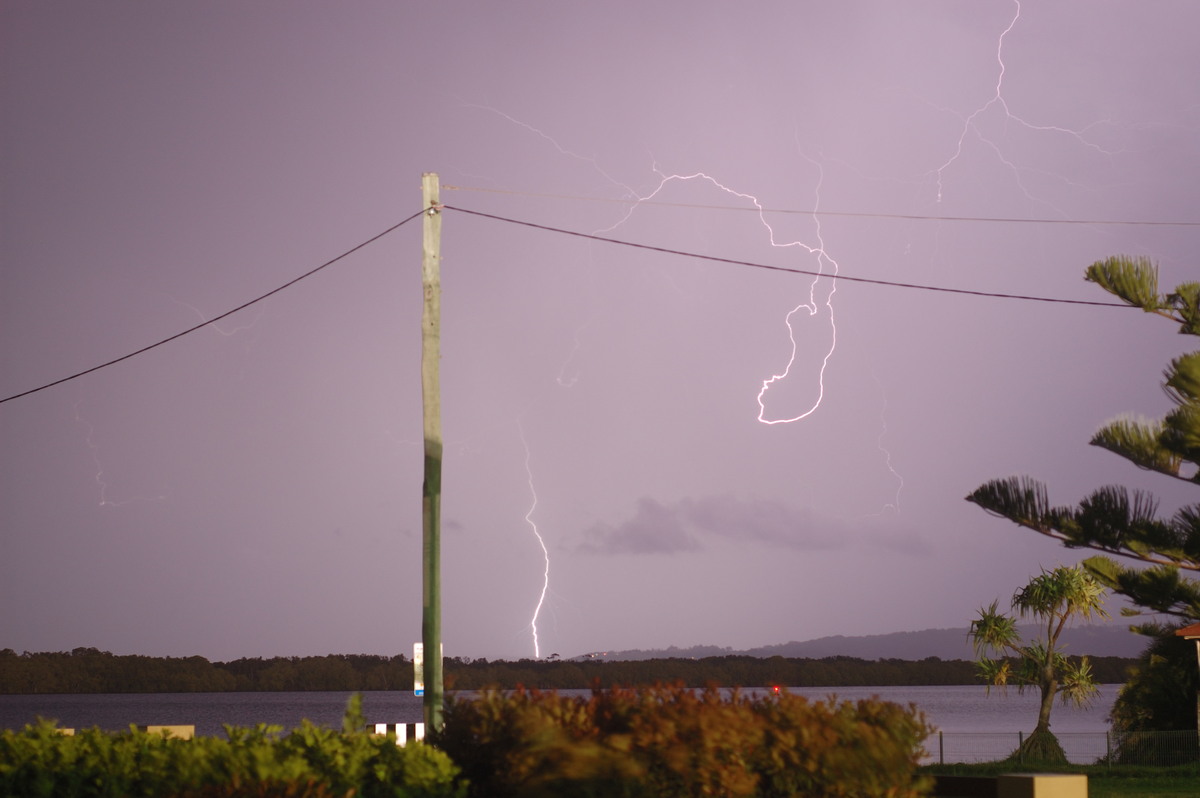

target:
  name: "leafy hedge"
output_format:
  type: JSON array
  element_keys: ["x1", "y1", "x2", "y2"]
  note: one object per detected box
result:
[
  {"x1": 3, "y1": 688, "x2": 933, "y2": 797},
  {"x1": 0, "y1": 696, "x2": 462, "y2": 798},
  {"x1": 431, "y1": 683, "x2": 933, "y2": 798}
]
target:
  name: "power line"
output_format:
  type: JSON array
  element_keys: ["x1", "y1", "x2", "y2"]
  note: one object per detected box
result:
[
  {"x1": 0, "y1": 210, "x2": 425, "y2": 406},
  {"x1": 1, "y1": 196, "x2": 1146, "y2": 408},
  {"x1": 441, "y1": 205, "x2": 1134, "y2": 308},
  {"x1": 443, "y1": 184, "x2": 1200, "y2": 228}
]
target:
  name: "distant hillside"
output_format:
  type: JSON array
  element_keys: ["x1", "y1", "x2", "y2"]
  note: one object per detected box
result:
[{"x1": 574, "y1": 624, "x2": 1147, "y2": 662}]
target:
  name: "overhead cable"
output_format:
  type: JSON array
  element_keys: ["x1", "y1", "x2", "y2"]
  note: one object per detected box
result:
[
  {"x1": 0, "y1": 210, "x2": 425, "y2": 405},
  {"x1": 441, "y1": 205, "x2": 1133, "y2": 309},
  {"x1": 2, "y1": 197, "x2": 1149, "y2": 408},
  {"x1": 443, "y1": 185, "x2": 1200, "y2": 227}
]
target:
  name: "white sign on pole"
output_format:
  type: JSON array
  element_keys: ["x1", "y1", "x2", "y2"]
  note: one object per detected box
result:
[{"x1": 413, "y1": 642, "x2": 424, "y2": 696}]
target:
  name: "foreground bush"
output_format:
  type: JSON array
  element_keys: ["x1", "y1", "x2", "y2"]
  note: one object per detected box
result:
[
  {"x1": 0, "y1": 696, "x2": 462, "y2": 798},
  {"x1": 431, "y1": 683, "x2": 933, "y2": 798}
]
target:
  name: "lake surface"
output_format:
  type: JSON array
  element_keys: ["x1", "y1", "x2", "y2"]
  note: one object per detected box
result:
[
  {"x1": 0, "y1": 685, "x2": 1122, "y2": 763},
  {"x1": 0, "y1": 684, "x2": 1117, "y2": 736}
]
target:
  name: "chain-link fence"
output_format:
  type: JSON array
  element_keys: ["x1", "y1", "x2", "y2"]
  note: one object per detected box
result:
[{"x1": 923, "y1": 730, "x2": 1199, "y2": 766}]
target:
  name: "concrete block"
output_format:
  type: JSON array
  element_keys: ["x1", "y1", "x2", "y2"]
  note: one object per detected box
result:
[
  {"x1": 140, "y1": 725, "x2": 195, "y2": 740},
  {"x1": 997, "y1": 773, "x2": 1087, "y2": 798}
]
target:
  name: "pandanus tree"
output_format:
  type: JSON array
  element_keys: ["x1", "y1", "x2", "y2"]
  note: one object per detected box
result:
[
  {"x1": 967, "y1": 256, "x2": 1200, "y2": 735},
  {"x1": 970, "y1": 565, "x2": 1108, "y2": 762}
]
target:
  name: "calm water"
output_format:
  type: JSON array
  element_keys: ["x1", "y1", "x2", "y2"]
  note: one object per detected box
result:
[{"x1": 0, "y1": 684, "x2": 1118, "y2": 739}]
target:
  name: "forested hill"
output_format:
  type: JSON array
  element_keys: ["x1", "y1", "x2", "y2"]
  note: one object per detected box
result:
[
  {"x1": 0, "y1": 648, "x2": 1137, "y2": 695},
  {"x1": 580, "y1": 624, "x2": 1145, "y2": 661}
]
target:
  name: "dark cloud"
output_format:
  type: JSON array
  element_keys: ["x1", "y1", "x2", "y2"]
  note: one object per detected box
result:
[
  {"x1": 580, "y1": 494, "x2": 929, "y2": 556},
  {"x1": 579, "y1": 497, "x2": 701, "y2": 555},
  {"x1": 679, "y1": 495, "x2": 845, "y2": 549}
]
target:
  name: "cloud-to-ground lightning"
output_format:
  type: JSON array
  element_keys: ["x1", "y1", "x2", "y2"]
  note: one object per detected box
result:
[
  {"x1": 518, "y1": 422, "x2": 551, "y2": 659},
  {"x1": 74, "y1": 402, "x2": 169, "y2": 508}
]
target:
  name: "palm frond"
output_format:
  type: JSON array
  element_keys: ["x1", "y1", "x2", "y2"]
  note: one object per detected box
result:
[
  {"x1": 966, "y1": 476, "x2": 1060, "y2": 531},
  {"x1": 1090, "y1": 416, "x2": 1180, "y2": 477},
  {"x1": 1011, "y1": 566, "x2": 1109, "y2": 636},
  {"x1": 1084, "y1": 256, "x2": 1162, "y2": 311},
  {"x1": 1057, "y1": 657, "x2": 1100, "y2": 708},
  {"x1": 1082, "y1": 555, "x2": 1121, "y2": 588},
  {"x1": 969, "y1": 601, "x2": 1020, "y2": 657},
  {"x1": 1164, "y1": 352, "x2": 1200, "y2": 405},
  {"x1": 976, "y1": 657, "x2": 1012, "y2": 693},
  {"x1": 1087, "y1": 559, "x2": 1200, "y2": 616},
  {"x1": 1161, "y1": 404, "x2": 1200, "y2": 475},
  {"x1": 1166, "y1": 281, "x2": 1200, "y2": 335},
  {"x1": 1075, "y1": 486, "x2": 1175, "y2": 557},
  {"x1": 1173, "y1": 505, "x2": 1200, "y2": 562}
]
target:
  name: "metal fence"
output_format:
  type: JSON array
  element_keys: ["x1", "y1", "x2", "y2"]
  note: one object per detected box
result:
[{"x1": 923, "y1": 730, "x2": 1200, "y2": 766}]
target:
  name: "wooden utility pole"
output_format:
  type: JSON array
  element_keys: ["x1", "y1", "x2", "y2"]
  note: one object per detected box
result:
[{"x1": 420, "y1": 173, "x2": 444, "y2": 730}]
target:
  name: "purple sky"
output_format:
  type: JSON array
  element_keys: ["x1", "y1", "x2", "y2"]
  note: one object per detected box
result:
[{"x1": 2, "y1": 1, "x2": 1198, "y2": 663}]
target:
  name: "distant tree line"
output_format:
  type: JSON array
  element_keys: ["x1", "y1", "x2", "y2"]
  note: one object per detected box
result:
[
  {"x1": 0, "y1": 649, "x2": 411, "y2": 694},
  {"x1": 0, "y1": 647, "x2": 1136, "y2": 695},
  {"x1": 442, "y1": 654, "x2": 1135, "y2": 691}
]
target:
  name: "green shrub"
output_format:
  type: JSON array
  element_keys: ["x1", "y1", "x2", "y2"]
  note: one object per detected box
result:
[
  {"x1": 429, "y1": 685, "x2": 643, "y2": 798},
  {"x1": 431, "y1": 683, "x2": 933, "y2": 798},
  {"x1": 0, "y1": 695, "x2": 463, "y2": 798}
]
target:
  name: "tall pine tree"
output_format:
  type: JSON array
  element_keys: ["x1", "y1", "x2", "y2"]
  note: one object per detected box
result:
[{"x1": 966, "y1": 255, "x2": 1200, "y2": 731}]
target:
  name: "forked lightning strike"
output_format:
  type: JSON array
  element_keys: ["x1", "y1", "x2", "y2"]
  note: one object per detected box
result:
[
  {"x1": 518, "y1": 422, "x2": 551, "y2": 659},
  {"x1": 608, "y1": 164, "x2": 839, "y2": 425},
  {"x1": 74, "y1": 403, "x2": 168, "y2": 508},
  {"x1": 933, "y1": 0, "x2": 1117, "y2": 206}
]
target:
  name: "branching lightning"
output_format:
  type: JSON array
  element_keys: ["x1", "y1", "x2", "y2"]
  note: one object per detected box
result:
[
  {"x1": 461, "y1": 103, "x2": 639, "y2": 199},
  {"x1": 473, "y1": 104, "x2": 929, "y2": 609},
  {"x1": 465, "y1": 105, "x2": 843, "y2": 426},
  {"x1": 608, "y1": 162, "x2": 840, "y2": 425},
  {"x1": 518, "y1": 421, "x2": 551, "y2": 659},
  {"x1": 932, "y1": 0, "x2": 1117, "y2": 206},
  {"x1": 167, "y1": 295, "x2": 263, "y2": 337}
]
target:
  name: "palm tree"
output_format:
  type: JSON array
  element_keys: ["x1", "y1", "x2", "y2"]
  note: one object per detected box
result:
[{"x1": 970, "y1": 565, "x2": 1109, "y2": 763}]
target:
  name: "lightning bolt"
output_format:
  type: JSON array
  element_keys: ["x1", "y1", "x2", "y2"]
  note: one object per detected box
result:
[
  {"x1": 608, "y1": 158, "x2": 840, "y2": 425},
  {"x1": 518, "y1": 421, "x2": 550, "y2": 659},
  {"x1": 74, "y1": 402, "x2": 169, "y2": 508},
  {"x1": 555, "y1": 317, "x2": 593, "y2": 388},
  {"x1": 460, "y1": 103, "x2": 639, "y2": 199},
  {"x1": 462, "y1": 106, "x2": 842, "y2": 420},
  {"x1": 165, "y1": 294, "x2": 263, "y2": 337},
  {"x1": 472, "y1": 109, "x2": 902, "y2": 511},
  {"x1": 932, "y1": 0, "x2": 1117, "y2": 206},
  {"x1": 874, "y1": 379, "x2": 903, "y2": 515}
]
